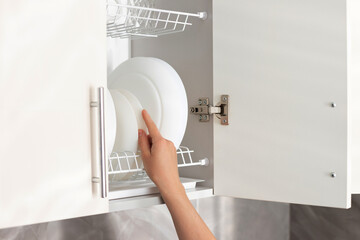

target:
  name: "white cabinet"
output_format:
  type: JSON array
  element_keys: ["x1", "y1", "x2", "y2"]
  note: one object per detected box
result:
[
  {"x1": 1, "y1": 0, "x2": 360, "y2": 230},
  {"x1": 0, "y1": 0, "x2": 108, "y2": 229}
]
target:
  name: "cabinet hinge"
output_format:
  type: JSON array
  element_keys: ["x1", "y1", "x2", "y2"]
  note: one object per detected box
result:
[{"x1": 190, "y1": 95, "x2": 229, "y2": 125}]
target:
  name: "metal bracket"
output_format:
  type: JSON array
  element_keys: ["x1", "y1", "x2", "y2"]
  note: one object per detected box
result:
[{"x1": 190, "y1": 95, "x2": 229, "y2": 125}]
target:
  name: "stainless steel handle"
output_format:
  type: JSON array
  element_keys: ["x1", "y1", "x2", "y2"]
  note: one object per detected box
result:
[
  {"x1": 91, "y1": 87, "x2": 108, "y2": 198},
  {"x1": 98, "y1": 87, "x2": 108, "y2": 198}
]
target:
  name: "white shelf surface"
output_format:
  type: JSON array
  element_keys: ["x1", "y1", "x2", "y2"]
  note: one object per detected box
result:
[
  {"x1": 109, "y1": 187, "x2": 213, "y2": 212},
  {"x1": 109, "y1": 177, "x2": 204, "y2": 199}
]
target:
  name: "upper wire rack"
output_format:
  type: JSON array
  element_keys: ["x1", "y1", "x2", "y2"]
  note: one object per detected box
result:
[
  {"x1": 107, "y1": 3, "x2": 207, "y2": 39},
  {"x1": 108, "y1": 146, "x2": 209, "y2": 175}
]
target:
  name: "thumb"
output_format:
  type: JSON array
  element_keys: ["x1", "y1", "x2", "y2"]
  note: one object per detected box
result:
[{"x1": 138, "y1": 129, "x2": 151, "y2": 160}]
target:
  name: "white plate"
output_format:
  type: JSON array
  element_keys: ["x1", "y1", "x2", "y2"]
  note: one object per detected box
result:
[
  {"x1": 117, "y1": 89, "x2": 147, "y2": 133},
  {"x1": 108, "y1": 57, "x2": 188, "y2": 149},
  {"x1": 110, "y1": 90, "x2": 138, "y2": 153},
  {"x1": 109, "y1": 72, "x2": 162, "y2": 131},
  {"x1": 117, "y1": 89, "x2": 146, "y2": 169},
  {"x1": 107, "y1": 0, "x2": 128, "y2": 25},
  {"x1": 105, "y1": 88, "x2": 117, "y2": 156}
]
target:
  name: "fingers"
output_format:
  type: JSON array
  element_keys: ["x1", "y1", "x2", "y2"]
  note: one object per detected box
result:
[
  {"x1": 142, "y1": 110, "x2": 162, "y2": 140},
  {"x1": 138, "y1": 129, "x2": 151, "y2": 160}
]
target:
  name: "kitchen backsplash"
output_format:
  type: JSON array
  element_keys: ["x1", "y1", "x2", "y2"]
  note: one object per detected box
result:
[
  {"x1": 291, "y1": 194, "x2": 360, "y2": 240},
  {"x1": 4, "y1": 194, "x2": 360, "y2": 240},
  {"x1": 0, "y1": 196, "x2": 289, "y2": 240}
]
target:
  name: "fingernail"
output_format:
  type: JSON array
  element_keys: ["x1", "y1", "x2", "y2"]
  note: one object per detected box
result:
[{"x1": 138, "y1": 129, "x2": 143, "y2": 137}]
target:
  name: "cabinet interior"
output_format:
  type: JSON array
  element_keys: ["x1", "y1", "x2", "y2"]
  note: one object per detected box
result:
[
  {"x1": 106, "y1": 0, "x2": 360, "y2": 208},
  {"x1": 106, "y1": 0, "x2": 213, "y2": 203}
]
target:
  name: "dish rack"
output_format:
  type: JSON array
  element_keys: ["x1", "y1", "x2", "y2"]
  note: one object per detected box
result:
[
  {"x1": 106, "y1": 3, "x2": 207, "y2": 39},
  {"x1": 108, "y1": 146, "x2": 209, "y2": 181}
]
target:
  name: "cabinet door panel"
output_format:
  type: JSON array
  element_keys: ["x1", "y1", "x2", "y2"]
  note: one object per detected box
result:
[
  {"x1": 0, "y1": 0, "x2": 108, "y2": 228},
  {"x1": 213, "y1": 0, "x2": 350, "y2": 208},
  {"x1": 349, "y1": 0, "x2": 360, "y2": 194}
]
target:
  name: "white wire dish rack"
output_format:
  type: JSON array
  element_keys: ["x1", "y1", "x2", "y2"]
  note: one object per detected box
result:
[
  {"x1": 108, "y1": 146, "x2": 209, "y2": 182},
  {"x1": 106, "y1": 3, "x2": 207, "y2": 39}
]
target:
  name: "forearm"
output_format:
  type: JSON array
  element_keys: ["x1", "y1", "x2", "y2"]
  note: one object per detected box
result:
[
  {"x1": 160, "y1": 183, "x2": 216, "y2": 240},
  {"x1": 138, "y1": 111, "x2": 215, "y2": 239}
]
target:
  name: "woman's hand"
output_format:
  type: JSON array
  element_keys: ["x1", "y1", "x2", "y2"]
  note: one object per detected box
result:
[
  {"x1": 138, "y1": 109, "x2": 216, "y2": 240},
  {"x1": 138, "y1": 110, "x2": 183, "y2": 194}
]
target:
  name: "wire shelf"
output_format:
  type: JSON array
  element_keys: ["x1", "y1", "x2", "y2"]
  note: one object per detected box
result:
[
  {"x1": 108, "y1": 146, "x2": 209, "y2": 177},
  {"x1": 106, "y1": 3, "x2": 207, "y2": 39}
]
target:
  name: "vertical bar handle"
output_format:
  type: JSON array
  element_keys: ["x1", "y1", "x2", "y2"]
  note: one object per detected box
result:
[
  {"x1": 91, "y1": 87, "x2": 108, "y2": 198},
  {"x1": 98, "y1": 87, "x2": 108, "y2": 198}
]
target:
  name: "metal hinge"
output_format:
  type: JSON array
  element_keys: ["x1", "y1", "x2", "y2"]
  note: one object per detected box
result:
[{"x1": 190, "y1": 95, "x2": 229, "y2": 125}]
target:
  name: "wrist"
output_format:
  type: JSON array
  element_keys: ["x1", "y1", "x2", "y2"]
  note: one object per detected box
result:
[{"x1": 158, "y1": 180, "x2": 186, "y2": 201}]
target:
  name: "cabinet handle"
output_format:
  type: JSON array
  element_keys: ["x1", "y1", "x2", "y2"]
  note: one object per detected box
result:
[{"x1": 91, "y1": 87, "x2": 108, "y2": 198}]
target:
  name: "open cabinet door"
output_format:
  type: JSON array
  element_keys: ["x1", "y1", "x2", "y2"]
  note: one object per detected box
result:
[
  {"x1": 213, "y1": 0, "x2": 351, "y2": 208},
  {"x1": 0, "y1": 0, "x2": 108, "y2": 228}
]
